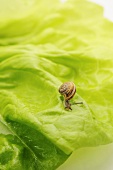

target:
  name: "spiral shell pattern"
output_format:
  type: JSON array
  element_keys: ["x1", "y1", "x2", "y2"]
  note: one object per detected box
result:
[{"x1": 59, "y1": 82, "x2": 76, "y2": 100}]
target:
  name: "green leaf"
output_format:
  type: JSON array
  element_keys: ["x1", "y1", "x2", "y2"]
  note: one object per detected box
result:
[{"x1": 0, "y1": 0, "x2": 113, "y2": 169}]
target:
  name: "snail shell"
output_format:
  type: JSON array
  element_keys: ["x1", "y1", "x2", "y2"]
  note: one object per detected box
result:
[{"x1": 59, "y1": 82, "x2": 76, "y2": 101}]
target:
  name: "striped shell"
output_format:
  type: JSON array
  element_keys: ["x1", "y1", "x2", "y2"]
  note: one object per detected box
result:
[{"x1": 59, "y1": 82, "x2": 76, "y2": 100}]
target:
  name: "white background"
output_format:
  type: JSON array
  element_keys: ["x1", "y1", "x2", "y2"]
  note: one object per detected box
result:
[
  {"x1": 91, "y1": 0, "x2": 113, "y2": 21},
  {"x1": 58, "y1": 0, "x2": 113, "y2": 170}
]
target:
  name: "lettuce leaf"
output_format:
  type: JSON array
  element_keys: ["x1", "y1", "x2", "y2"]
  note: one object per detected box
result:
[
  {"x1": 0, "y1": 122, "x2": 37, "y2": 170},
  {"x1": 0, "y1": 0, "x2": 113, "y2": 169}
]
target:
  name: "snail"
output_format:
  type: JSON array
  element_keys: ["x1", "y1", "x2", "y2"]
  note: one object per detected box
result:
[{"x1": 59, "y1": 82, "x2": 83, "y2": 110}]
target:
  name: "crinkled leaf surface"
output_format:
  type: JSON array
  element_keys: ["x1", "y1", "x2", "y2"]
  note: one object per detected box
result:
[{"x1": 0, "y1": 0, "x2": 113, "y2": 170}]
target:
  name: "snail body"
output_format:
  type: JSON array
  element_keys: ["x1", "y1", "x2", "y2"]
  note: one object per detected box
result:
[{"x1": 59, "y1": 82, "x2": 76, "y2": 110}]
